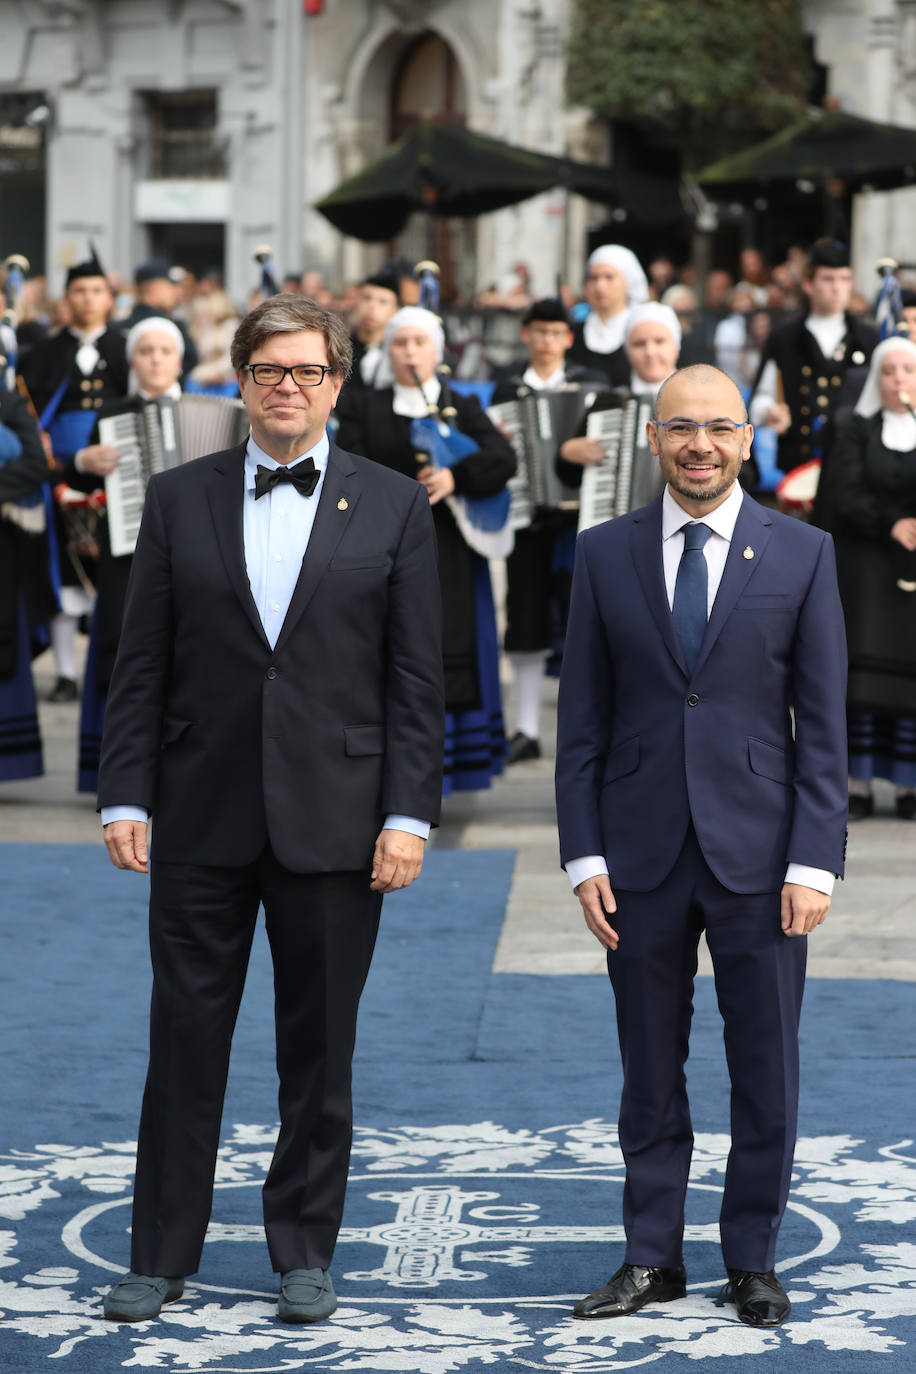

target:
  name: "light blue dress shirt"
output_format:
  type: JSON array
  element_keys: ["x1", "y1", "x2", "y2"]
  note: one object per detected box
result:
[{"x1": 102, "y1": 433, "x2": 429, "y2": 842}]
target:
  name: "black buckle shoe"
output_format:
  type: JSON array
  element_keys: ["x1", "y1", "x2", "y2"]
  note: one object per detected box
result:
[
  {"x1": 48, "y1": 676, "x2": 78, "y2": 703},
  {"x1": 506, "y1": 731, "x2": 541, "y2": 764},
  {"x1": 573, "y1": 1262, "x2": 687, "y2": 1319},
  {"x1": 722, "y1": 1268, "x2": 791, "y2": 1327},
  {"x1": 847, "y1": 793, "x2": 874, "y2": 821}
]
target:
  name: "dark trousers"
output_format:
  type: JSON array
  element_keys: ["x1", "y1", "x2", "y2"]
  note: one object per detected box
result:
[
  {"x1": 608, "y1": 825, "x2": 806, "y2": 1274},
  {"x1": 130, "y1": 847, "x2": 382, "y2": 1277}
]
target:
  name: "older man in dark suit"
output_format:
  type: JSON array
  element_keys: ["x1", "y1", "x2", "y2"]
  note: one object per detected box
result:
[
  {"x1": 99, "y1": 295, "x2": 444, "y2": 1325},
  {"x1": 556, "y1": 365, "x2": 848, "y2": 1329}
]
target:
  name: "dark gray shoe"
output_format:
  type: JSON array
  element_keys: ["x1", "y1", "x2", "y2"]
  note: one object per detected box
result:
[
  {"x1": 277, "y1": 1268, "x2": 337, "y2": 1323},
  {"x1": 103, "y1": 1271, "x2": 184, "y2": 1321}
]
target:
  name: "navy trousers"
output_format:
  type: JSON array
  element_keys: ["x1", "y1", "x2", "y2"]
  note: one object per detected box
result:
[
  {"x1": 607, "y1": 824, "x2": 807, "y2": 1273},
  {"x1": 130, "y1": 847, "x2": 381, "y2": 1277}
]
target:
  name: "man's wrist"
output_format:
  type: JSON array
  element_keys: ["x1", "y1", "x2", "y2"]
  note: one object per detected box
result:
[
  {"x1": 101, "y1": 805, "x2": 148, "y2": 828},
  {"x1": 566, "y1": 855, "x2": 609, "y2": 893},
  {"x1": 784, "y1": 863, "x2": 834, "y2": 897}
]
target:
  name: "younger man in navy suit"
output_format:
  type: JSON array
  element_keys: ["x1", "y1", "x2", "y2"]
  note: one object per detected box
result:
[{"x1": 556, "y1": 365, "x2": 847, "y2": 1327}]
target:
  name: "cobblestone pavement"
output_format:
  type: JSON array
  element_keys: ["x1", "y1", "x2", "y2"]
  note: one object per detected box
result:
[{"x1": 3, "y1": 644, "x2": 914, "y2": 982}]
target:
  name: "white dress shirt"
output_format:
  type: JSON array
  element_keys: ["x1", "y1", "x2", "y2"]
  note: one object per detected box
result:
[
  {"x1": 102, "y1": 432, "x2": 429, "y2": 841},
  {"x1": 566, "y1": 482, "x2": 835, "y2": 896}
]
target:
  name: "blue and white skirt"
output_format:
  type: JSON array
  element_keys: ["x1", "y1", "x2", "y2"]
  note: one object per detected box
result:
[
  {"x1": 443, "y1": 556, "x2": 507, "y2": 795},
  {"x1": 0, "y1": 600, "x2": 43, "y2": 782}
]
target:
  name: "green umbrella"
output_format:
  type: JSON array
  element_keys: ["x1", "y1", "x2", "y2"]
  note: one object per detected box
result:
[{"x1": 698, "y1": 107, "x2": 916, "y2": 196}]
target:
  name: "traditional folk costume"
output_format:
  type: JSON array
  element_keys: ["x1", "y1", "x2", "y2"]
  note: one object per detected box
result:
[
  {"x1": 0, "y1": 385, "x2": 54, "y2": 781},
  {"x1": 336, "y1": 307, "x2": 516, "y2": 794},
  {"x1": 567, "y1": 245, "x2": 650, "y2": 390},
  {"x1": 829, "y1": 338, "x2": 916, "y2": 819},
  {"x1": 60, "y1": 317, "x2": 185, "y2": 793},
  {"x1": 490, "y1": 301, "x2": 606, "y2": 760},
  {"x1": 18, "y1": 252, "x2": 128, "y2": 699}
]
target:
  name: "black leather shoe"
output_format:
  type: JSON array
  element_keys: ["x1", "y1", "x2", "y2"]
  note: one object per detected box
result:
[
  {"x1": 847, "y1": 793, "x2": 874, "y2": 821},
  {"x1": 507, "y1": 731, "x2": 541, "y2": 764},
  {"x1": 896, "y1": 791, "x2": 916, "y2": 820},
  {"x1": 573, "y1": 1262, "x2": 687, "y2": 1319},
  {"x1": 48, "y1": 676, "x2": 78, "y2": 703},
  {"x1": 722, "y1": 1269, "x2": 790, "y2": 1327}
]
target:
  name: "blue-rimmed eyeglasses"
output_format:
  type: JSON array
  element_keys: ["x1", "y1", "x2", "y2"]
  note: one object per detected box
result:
[
  {"x1": 243, "y1": 363, "x2": 334, "y2": 387},
  {"x1": 654, "y1": 419, "x2": 747, "y2": 443}
]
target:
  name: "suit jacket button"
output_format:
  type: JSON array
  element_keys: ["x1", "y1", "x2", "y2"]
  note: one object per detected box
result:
[
  {"x1": 687, "y1": 693, "x2": 699, "y2": 707},
  {"x1": 266, "y1": 667, "x2": 278, "y2": 679}
]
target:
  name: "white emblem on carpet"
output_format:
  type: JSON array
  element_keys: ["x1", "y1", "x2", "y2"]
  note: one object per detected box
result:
[{"x1": 1, "y1": 1122, "x2": 914, "y2": 1368}]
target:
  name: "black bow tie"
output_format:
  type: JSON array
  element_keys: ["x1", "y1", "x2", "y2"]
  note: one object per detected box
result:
[{"x1": 254, "y1": 459, "x2": 320, "y2": 500}]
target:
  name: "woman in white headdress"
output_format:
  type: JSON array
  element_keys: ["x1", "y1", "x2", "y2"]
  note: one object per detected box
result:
[
  {"x1": 64, "y1": 316, "x2": 185, "y2": 793},
  {"x1": 567, "y1": 244, "x2": 650, "y2": 389},
  {"x1": 559, "y1": 300, "x2": 681, "y2": 509},
  {"x1": 829, "y1": 336, "x2": 916, "y2": 821},
  {"x1": 335, "y1": 306, "x2": 516, "y2": 794}
]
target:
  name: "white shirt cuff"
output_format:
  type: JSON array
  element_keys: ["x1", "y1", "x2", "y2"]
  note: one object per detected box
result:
[
  {"x1": 565, "y1": 855, "x2": 608, "y2": 893},
  {"x1": 101, "y1": 805, "x2": 148, "y2": 827},
  {"x1": 383, "y1": 814, "x2": 430, "y2": 840},
  {"x1": 784, "y1": 863, "x2": 835, "y2": 897}
]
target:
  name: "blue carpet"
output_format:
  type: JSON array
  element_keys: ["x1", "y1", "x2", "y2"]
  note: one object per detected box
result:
[{"x1": 1, "y1": 843, "x2": 914, "y2": 1372}]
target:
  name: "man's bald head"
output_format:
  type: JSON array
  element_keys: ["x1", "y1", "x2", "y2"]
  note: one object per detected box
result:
[{"x1": 652, "y1": 365, "x2": 748, "y2": 423}]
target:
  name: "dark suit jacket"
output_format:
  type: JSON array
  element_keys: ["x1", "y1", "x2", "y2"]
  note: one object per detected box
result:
[
  {"x1": 555, "y1": 492, "x2": 848, "y2": 894},
  {"x1": 97, "y1": 440, "x2": 445, "y2": 873}
]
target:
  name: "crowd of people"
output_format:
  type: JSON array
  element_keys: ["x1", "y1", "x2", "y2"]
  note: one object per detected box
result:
[{"x1": 1, "y1": 233, "x2": 914, "y2": 819}]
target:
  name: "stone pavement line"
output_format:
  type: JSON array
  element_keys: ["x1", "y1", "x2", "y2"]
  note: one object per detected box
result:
[{"x1": 4, "y1": 648, "x2": 915, "y2": 981}]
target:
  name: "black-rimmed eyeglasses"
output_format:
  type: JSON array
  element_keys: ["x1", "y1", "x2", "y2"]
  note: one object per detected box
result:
[
  {"x1": 654, "y1": 419, "x2": 746, "y2": 443},
  {"x1": 243, "y1": 363, "x2": 334, "y2": 388}
]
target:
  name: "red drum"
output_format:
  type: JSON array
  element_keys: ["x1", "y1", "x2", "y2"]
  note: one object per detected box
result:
[{"x1": 776, "y1": 460, "x2": 821, "y2": 512}]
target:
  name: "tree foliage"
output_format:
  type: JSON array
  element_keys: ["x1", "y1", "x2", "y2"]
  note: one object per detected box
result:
[{"x1": 567, "y1": 0, "x2": 811, "y2": 167}]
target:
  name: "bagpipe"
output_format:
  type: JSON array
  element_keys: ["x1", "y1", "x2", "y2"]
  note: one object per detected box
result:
[
  {"x1": 407, "y1": 260, "x2": 513, "y2": 558},
  {"x1": 253, "y1": 244, "x2": 281, "y2": 299}
]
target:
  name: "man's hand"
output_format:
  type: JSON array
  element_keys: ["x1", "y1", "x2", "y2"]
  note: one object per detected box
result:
[
  {"x1": 780, "y1": 882, "x2": 829, "y2": 936},
  {"x1": 370, "y1": 828, "x2": 425, "y2": 892},
  {"x1": 891, "y1": 517, "x2": 916, "y2": 551},
  {"x1": 764, "y1": 402, "x2": 792, "y2": 435},
  {"x1": 416, "y1": 464, "x2": 455, "y2": 506},
  {"x1": 104, "y1": 819, "x2": 150, "y2": 874},
  {"x1": 576, "y1": 874, "x2": 619, "y2": 950}
]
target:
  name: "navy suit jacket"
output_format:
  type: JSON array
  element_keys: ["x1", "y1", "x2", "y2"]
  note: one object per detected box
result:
[
  {"x1": 98, "y1": 441, "x2": 445, "y2": 874},
  {"x1": 555, "y1": 491, "x2": 848, "y2": 894}
]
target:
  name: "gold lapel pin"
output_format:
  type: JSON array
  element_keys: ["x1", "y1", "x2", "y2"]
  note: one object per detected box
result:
[
  {"x1": 337, "y1": 497, "x2": 348, "y2": 511},
  {"x1": 743, "y1": 546, "x2": 754, "y2": 560}
]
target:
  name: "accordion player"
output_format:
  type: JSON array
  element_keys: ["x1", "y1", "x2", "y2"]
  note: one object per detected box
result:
[{"x1": 59, "y1": 316, "x2": 249, "y2": 795}]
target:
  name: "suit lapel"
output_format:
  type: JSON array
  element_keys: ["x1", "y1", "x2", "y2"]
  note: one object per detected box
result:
[
  {"x1": 206, "y1": 443, "x2": 271, "y2": 648},
  {"x1": 630, "y1": 498, "x2": 687, "y2": 674},
  {"x1": 273, "y1": 444, "x2": 360, "y2": 654},
  {"x1": 693, "y1": 494, "x2": 773, "y2": 675}
]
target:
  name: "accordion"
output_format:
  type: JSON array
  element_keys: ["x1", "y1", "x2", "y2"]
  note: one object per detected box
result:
[
  {"x1": 488, "y1": 383, "x2": 599, "y2": 529},
  {"x1": 101, "y1": 394, "x2": 249, "y2": 557},
  {"x1": 577, "y1": 396, "x2": 658, "y2": 534}
]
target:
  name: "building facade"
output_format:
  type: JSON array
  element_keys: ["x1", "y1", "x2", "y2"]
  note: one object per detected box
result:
[
  {"x1": 2, "y1": 0, "x2": 915, "y2": 304},
  {"x1": 0, "y1": 0, "x2": 595, "y2": 303}
]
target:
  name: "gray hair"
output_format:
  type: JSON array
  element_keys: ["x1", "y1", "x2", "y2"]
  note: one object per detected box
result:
[{"x1": 230, "y1": 295, "x2": 352, "y2": 378}]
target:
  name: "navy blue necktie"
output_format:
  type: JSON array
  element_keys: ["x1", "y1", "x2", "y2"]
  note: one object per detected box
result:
[{"x1": 672, "y1": 522, "x2": 712, "y2": 674}]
